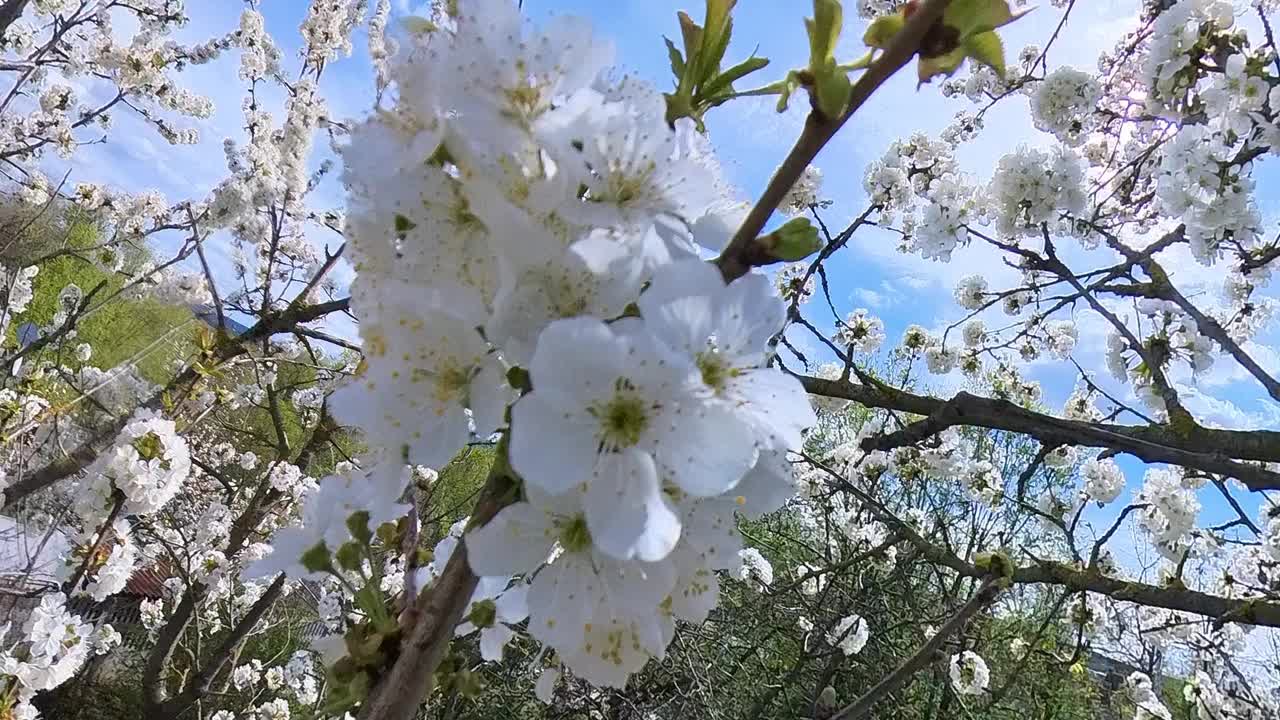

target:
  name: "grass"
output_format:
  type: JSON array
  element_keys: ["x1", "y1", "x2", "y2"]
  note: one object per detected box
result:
[{"x1": 5, "y1": 217, "x2": 195, "y2": 385}]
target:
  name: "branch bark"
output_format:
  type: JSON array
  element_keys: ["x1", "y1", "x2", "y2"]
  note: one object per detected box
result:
[
  {"x1": 357, "y1": 442, "x2": 517, "y2": 720},
  {"x1": 714, "y1": 0, "x2": 952, "y2": 281},
  {"x1": 832, "y1": 577, "x2": 1001, "y2": 720},
  {"x1": 0, "y1": 0, "x2": 28, "y2": 39},
  {"x1": 802, "y1": 375, "x2": 1280, "y2": 490}
]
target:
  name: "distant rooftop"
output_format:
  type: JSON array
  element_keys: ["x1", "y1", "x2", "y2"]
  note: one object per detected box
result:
[{"x1": 189, "y1": 304, "x2": 252, "y2": 336}]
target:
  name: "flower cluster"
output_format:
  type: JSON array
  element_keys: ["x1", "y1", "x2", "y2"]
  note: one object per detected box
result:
[
  {"x1": 0, "y1": 594, "x2": 116, "y2": 719},
  {"x1": 276, "y1": 0, "x2": 820, "y2": 689},
  {"x1": 1135, "y1": 467, "x2": 1202, "y2": 560},
  {"x1": 58, "y1": 409, "x2": 190, "y2": 600},
  {"x1": 1030, "y1": 66, "x2": 1101, "y2": 146},
  {"x1": 988, "y1": 146, "x2": 1086, "y2": 237},
  {"x1": 949, "y1": 650, "x2": 990, "y2": 695},
  {"x1": 836, "y1": 309, "x2": 887, "y2": 354},
  {"x1": 0, "y1": 265, "x2": 38, "y2": 339},
  {"x1": 825, "y1": 614, "x2": 870, "y2": 656},
  {"x1": 1142, "y1": 0, "x2": 1236, "y2": 115},
  {"x1": 1081, "y1": 457, "x2": 1125, "y2": 504},
  {"x1": 1154, "y1": 124, "x2": 1259, "y2": 265},
  {"x1": 782, "y1": 165, "x2": 824, "y2": 216},
  {"x1": 75, "y1": 409, "x2": 191, "y2": 520}
]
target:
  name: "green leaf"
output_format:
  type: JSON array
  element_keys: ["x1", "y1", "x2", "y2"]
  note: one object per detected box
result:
[
  {"x1": 678, "y1": 11, "x2": 704, "y2": 69},
  {"x1": 702, "y1": 0, "x2": 737, "y2": 50},
  {"x1": 664, "y1": 36, "x2": 686, "y2": 80},
  {"x1": 700, "y1": 0, "x2": 738, "y2": 74},
  {"x1": 963, "y1": 30, "x2": 1006, "y2": 77},
  {"x1": 394, "y1": 213, "x2": 416, "y2": 237},
  {"x1": 944, "y1": 0, "x2": 1033, "y2": 38},
  {"x1": 916, "y1": 45, "x2": 967, "y2": 84},
  {"x1": 702, "y1": 55, "x2": 770, "y2": 99},
  {"x1": 862, "y1": 11, "x2": 905, "y2": 49},
  {"x1": 701, "y1": 15, "x2": 735, "y2": 79},
  {"x1": 335, "y1": 541, "x2": 364, "y2": 572},
  {"x1": 812, "y1": 65, "x2": 852, "y2": 119},
  {"x1": 468, "y1": 599, "x2": 498, "y2": 629},
  {"x1": 805, "y1": 0, "x2": 844, "y2": 67},
  {"x1": 766, "y1": 217, "x2": 824, "y2": 262},
  {"x1": 767, "y1": 72, "x2": 804, "y2": 112},
  {"x1": 346, "y1": 510, "x2": 373, "y2": 544},
  {"x1": 301, "y1": 541, "x2": 333, "y2": 574},
  {"x1": 839, "y1": 49, "x2": 875, "y2": 72}
]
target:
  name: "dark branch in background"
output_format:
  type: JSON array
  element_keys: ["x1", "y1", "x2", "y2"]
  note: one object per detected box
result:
[
  {"x1": 189, "y1": 207, "x2": 226, "y2": 333},
  {"x1": 802, "y1": 455, "x2": 1280, "y2": 629},
  {"x1": 160, "y1": 573, "x2": 287, "y2": 717},
  {"x1": 831, "y1": 577, "x2": 1001, "y2": 720},
  {"x1": 1136, "y1": 253, "x2": 1280, "y2": 403},
  {"x1": 143, "y1": 409, "x2": 334, "y2": 717},
  {"x1": 0, "y1": 0, "x2": 28, "y2": 47},
  {"x1": 801, "y1": 375, "x2": 1280, "y2": 490}
]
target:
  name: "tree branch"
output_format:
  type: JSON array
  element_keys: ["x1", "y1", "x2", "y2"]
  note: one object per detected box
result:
[
  {"x1": 714, "y1": 0, "x2": 951, "y2": 281},
  {"x1": 832, "y1": 577, "x2": 1001, "y2": 720},
  {"x1": 801, "y1": 375, "x2": 1280, "y2": 490}
]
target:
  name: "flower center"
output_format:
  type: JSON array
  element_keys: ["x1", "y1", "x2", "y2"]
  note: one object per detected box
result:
[
  {"x1": 696, "y1": 351, "x2": 737, "y2": 393},
  {"x1": 558, "y1": 514, "x2": 592, "y2": 553},
  {"x1": 600, "y1": 160, "x2": 656, "y2": 208},
  {"x1": 590, "y1": 380, "x2": 648, "y2": 450},
  {"x1": 424, "y1": 362, "x2": 472, "y2": 411},
  {"x1": 548, "y1": 275, "x2": 591, "y2": 318}
]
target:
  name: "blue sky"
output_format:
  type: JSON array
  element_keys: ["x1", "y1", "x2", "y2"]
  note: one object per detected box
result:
[{"x1": 53, "y1": 1, "x2": 1280, "y2": 564}]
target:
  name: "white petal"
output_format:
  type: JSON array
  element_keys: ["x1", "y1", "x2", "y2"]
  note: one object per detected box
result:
[
  {"x1": 692, "y1": 201, "x2": 748, "y2": 252},
  {"x1": 510, "y1": 394, "x2": 597, "y2": 494},
  {"x1": 528, "y1": 316, "x2": 628, "y2": 408},
  {"x1": 534, "y1": 667, "x2": 560, "y2": 703},
  {"x1": 599, "y1": 555, "x2": 678, "y2": 617},
  {"x1": 643, "y1": 296, "x2": 717, "y2": 359},
  {"x1": 469, "y1": 357, "x2": 511, "y2": 438},
  {"x1": 495, "y1": 584, "x2": 530, "y2": 623},
  {"x1": 568, "y1": 231, "x2": 645, "y2": 313},
  {"x1": 527, "y1": 556, "x2": 599, "y2": 650},
  {"x1": 734, "y1": 450, "x2": 796, "y2": 518},
  {"x1": 716, "y1": 272, "x2": 785, "y2": 355},
  {"x1": 657, "y1": 401, "x2": 757, "y2": 497},
  {"x1": 464, "y1": 503, "x2": 556, "y2": 577},
  {"x1": 410, "y1": 404, "x2": 473, "y2": 469},
  {"x1": 472, "y1": 575, "x2": 509, "y2": 602},
  {"x1": 480, "y1": 624, "x2": 515, "y2": 662},
  {"x1": 733, "y1": 369, "x2": 816, "y2": 451},
  {"x1": 638, "y1": 259, "x2": 724, "y2": 317},
  {"x1": 585, "y1": 450, "x2": 680, "y2": 562},
  {"x1": 671, "y1": 567, "x2": 719, "y2": 623}
]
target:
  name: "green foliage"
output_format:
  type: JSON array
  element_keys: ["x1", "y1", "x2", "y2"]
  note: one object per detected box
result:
[
  {"x1": 762, "y1": 217, "x2": 823, "y2": 262},
  {"x1": 4, "y1": 212, "x2": 195, "y2": 385},
  {"x1": 861, "y1": 0, "x2": 1032, "y2": 84},
  {"x1": 33, "y1": 668, "x2": 147, "y2": 720},
  {"x1": 663, "y1": 0, "x2": 771, "y2": 129},
  {"x1": 425, "y1": 445, "x2": 496, "y2": 539}
]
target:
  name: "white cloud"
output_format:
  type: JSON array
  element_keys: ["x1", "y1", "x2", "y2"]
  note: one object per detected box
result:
[{"x1": 853, "y1": 287, "x2": 885, "y2": 308}]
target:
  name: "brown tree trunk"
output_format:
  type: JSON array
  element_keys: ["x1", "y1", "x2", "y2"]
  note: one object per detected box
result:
[{"x1": 0, "y1": 0, "x2": 27, "y2": 39}]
